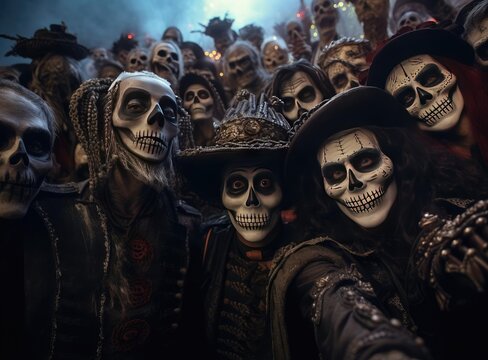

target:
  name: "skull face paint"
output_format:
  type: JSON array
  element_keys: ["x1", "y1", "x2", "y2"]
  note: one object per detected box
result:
[
  {"x1": 0, "y1": 90, "x2": 53, "y2": 219},
  {"x1": 386, "y1": 55, "x2": 464, "y2": 131},
  {"x1": 112, "y1": 74, "x2": 178, "y2": 162},
  {"x1": 126, "y1": 48, "x2": 149, "y2": 72},
  {"x1": 398, "y1": 10, "x2": 424, "y2": 29},
  {"x1": 150, "y1": 41, "x2": 183, "y2": 82},
  {"x1": 317, "y1": 129, "x2": 397, "y2": 228},
  {"x1": 312, "y1": 0, "x2": 338, "y2": 39},
  {"x1": 182, "y1": 48, "x2": 197, "y2": 69},
  {"x1": 90, "y1": 47, "x2": 109, "y2": 62},
  {"x1": 226, "y1": 46, "x2": 257, "y2": 89},
  {"x1": 280, "y1": 71, "x2": 324, "y2": 122},
  {"x1": 183, "y1": 84, "x2": 214, "y2": 121},
  {"x1": 286, "y1": 21, "x2": 306, "y2": 43},
  {"x1": 465, "y1": 17, "x2": 488, "y2": 68},
  {"x1": 262, "y1": 41, "x2": 289, "y2": 73},
  {"x1": 222, "y1": 167, "x2": 282, "y2": 243},
  {"x1": 325, "y1": 61, "x2": 360, "y2": 94}
]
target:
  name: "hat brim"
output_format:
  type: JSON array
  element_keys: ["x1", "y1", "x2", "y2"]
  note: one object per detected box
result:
[
  {"x1": 176, "y1": 146, "x2": 287, "y2": 203},
  {"x1": 7, "y1": 39, "x2": 89, "y2": 60},
  {"x1": 285, "y1": 86, "x2": 415, "y2": 186},
  {"x1": 367, "y1": 28, "x2": 474, "y2": 89}
]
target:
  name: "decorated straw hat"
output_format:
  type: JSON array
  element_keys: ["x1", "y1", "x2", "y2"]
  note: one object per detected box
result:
[
  {"x1": 285, "y1": 86, "x2": 415, "y2": 186},
  {"x1": 176, "y1": 90, "x2": 291, "y2": 200},
  {"x1": 367, "y1": 26, "x2": 474, "y2": 89},
  {"x1": 1, "y1": 23, "x2": 89, "y2": 60}
]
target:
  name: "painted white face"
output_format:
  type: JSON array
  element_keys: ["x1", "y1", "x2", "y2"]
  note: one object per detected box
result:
[
  {"x1": 151, "y1": 42, "x2": 182, "y2": 80},
  {"x1": 90, "y1": 47, "x2": 109, "y2": 62},
  {"x1": 222, "y1": 167, "x2": 282, "y2": 243},
  {"x1": 317, "y1": 129, "x2": 397, "y2": 228},
  {"x1": 280, "y1": 71, "x2": 324, "y2": 122},
  {"x1": 112, "y1": 75, "x2": 178, "y2": 162},
  {"x1": 262, "y1": 42, "x2": 289, "y2": 73},
  {"x1": 126, "y1": 48, "x2": 149, "y2": 72},
  {"x1": 227, "y1": 46, "x2": 257, "y2": 89},
  {"x1": 385, "y1": 54, "x2": 464, "y2": 131},
  {"x1": 397, "y1": 10, "x2": 424, "y2": 29},
  {"x1": 0, "y1": 90, "x2": 53, "y2": 219},
  {"x1": 465, "y1": 17, "x2": 488, "y2": 68},
  {"x1": 312, "y1": 0, "x2": 338, "y2": 36},
  {"x1": 325, "y1": 61, "x2": 360, "y2": 94},
  {"x1": 183, "y1": 84, "x2": 214, "y2": 121}
]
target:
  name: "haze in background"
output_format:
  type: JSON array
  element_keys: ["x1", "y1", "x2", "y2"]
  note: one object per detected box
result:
[{"x1": 0, "y1": 0, "x2": 362, "y2": 65}]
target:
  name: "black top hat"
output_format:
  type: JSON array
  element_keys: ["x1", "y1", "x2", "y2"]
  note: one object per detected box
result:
[
  {"x1": 285, "y1": 86, "x2": 414, "y2": 184},
  {"x1": 367, "y1": 27, "x2": 474, "y2": 89},
  {"x1": 1, "y1": 23, "x2": 89, "y2": 60},
  {"x1": 177, "y1": 91, "x2": 290, "y2": 201}
]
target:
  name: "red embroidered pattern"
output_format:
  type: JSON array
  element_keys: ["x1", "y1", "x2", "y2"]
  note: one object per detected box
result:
[
  {"x1": 112, "y1": 319, "x2": 151, "y2": 352},
  {"x1": 129, "y1": 238, "x2": 153, "y2": 271},
  {"x1": 129, "y1": 279, "x2": 152, "y2": 308}
]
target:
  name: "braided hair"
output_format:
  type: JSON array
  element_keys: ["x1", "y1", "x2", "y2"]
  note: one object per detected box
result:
[{"x1": 69, "y1": 77, "x2": 116, "y2": 191}]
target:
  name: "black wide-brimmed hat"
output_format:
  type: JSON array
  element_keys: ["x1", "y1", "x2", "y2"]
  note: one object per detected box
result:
[
  {"x1": 286, "y1": 86, "x2": 415, "y2": 183},
  {"x1": 1, "y1": 23, "x2": 89, "y2": 60},
  {"x1": 176, "y1": 91, "x2": 291, "y2": 200},
  {"x1": 367, "y1": 27, "x2": 475, "y2": 89}
]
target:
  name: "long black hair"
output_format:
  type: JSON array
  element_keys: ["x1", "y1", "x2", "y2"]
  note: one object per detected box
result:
[{"x1": 295, "y1": 126, "x2": 488, "y2": 247}]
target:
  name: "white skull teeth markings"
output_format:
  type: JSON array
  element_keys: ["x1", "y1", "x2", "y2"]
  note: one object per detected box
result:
[
  {"x1": 133, "y1": 130, "x2": 166, "y2": 155},
  {"x1": 419, "y1": 95, "x2": 454, "y2": 126},
  {"x1": 343, "y1": 187, "x2": 386, "y2": 214},
  {"x1": 234, "y1": 213, "x2": 271, "y2": 231},
  {"x1": 0, "y1": 172, "x2": 37, "y2": 200}
]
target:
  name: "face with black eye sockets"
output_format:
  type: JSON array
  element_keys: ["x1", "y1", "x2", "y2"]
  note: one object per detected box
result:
[
  {"x1": 221, "y1": 167, "x2": 283, "y2": 243},
  {"x1": 386, "y1": 55, "x2": 464, "y2": 131},
  {"x1": 112, "y1": 75, "x2": 178, "y2": 162},
  {"x1": 0, "y1": 90, "x2": 53, "y2": 219},
  {"x1": 317, "y1": 128, "x2": 397, "y2": 228},
  {"x1": 280, "y1": 71, "x2": 324, "y2": 122},
  {"x1": 183, "y1": 83, "x2": 214, "y2": 121}
]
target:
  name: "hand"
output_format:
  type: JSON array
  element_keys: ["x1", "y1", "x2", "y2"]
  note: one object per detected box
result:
[{"x1": 440, "y1": 217, "x2": 488, "y2": 291}]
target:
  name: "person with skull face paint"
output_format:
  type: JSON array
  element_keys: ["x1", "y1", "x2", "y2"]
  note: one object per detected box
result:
[
  {"x1": 223, "y1": 40, "x2": 270, "y2": 98},
  {"x1": 125, "y1": 47, "x2": 149, "y2": 73},
  {"x1": 318, "y1": 37, "x2": 372, "y2": 94},
  {"x1": 180, "y1": 72, "x2": 228, "y2": 146},
  {"x1": 0, "y1": 80, "x2": 56, "y2": 220},
  {"x1": 367, "y1": 26, "x2": 488, "y2": 166},
  {"x1": 1, "y1": 23, "x2": 88, "y2": 182},
  {"x1": 180, "y1": 41, "x2": 206, "y2": 72},
  {"x1": 18, "y1": 71, "x2": 201, "y2": 359},
  {"x1": 266, "y1": 59, "x2": 334, "y2": 124},
  {"x1": 285, "y1": 20, "x2": 313, "y2": 61},
  {"x1": 150, "y1": 40, "x2": 184, "y2": 92},
  {"x1": 0, "y1": 80, "x2": 56, "y2": 358},
  {"x1": 463, "y1": 0, "x2": 488, "y2": 70},
  {"x1": 177, "y1": 92, "x2": 293, "y2": 360},
  {"x1": 390, "y1": 0, "x2": 438, "y2": 34},
  {"x1": 310, "y1": 0, "x2": 341, "y2": 65},
  {"x1": 162, "y1": 26, "x2": 183, "y2": 46},
  {"x1": 284, "y1": 86, "x2": 488, "y2": 359},
  {"x1": 261, "y1": 37, "x2": 291, "y2": 74}
]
